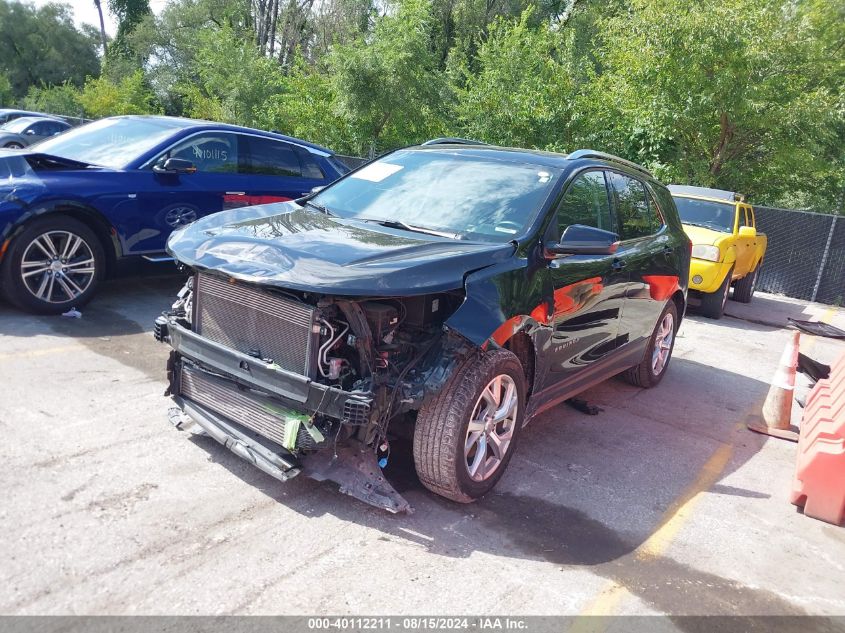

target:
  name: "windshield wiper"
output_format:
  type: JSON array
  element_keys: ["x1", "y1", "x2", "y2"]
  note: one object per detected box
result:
[
  {"x1": 304, "y1": 200, "x2": 334, "y2": 216},
  {"x1": 354, "y1": 218, "x2": 461, "y2": 239}
]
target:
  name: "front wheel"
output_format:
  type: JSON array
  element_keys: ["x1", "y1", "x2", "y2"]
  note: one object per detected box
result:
[
  {"x1": 699, "y1": 266, "x2": 733, "y2": 319},
  {"x1": 1, "y1": 216, "x2": 104, "y2": 314},
  {"x1": 622, "y1": 300, "x2": 678, "y2": 388},
  {"x1": 4, "y1": 142, "x2": 23, "y2": 149},
  {"x1": 413, "y1": 349, "x2": 525, "y2": 503}
]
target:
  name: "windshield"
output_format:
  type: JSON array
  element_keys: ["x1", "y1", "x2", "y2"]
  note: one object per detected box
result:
[
  {"x1": 311, "y1": 149, "x2": 560, "y2": 242},
  {"x1": 1, "y1": 118, "x2": 36, "y2": 133},
  {"x1": 31, "y1": 118, "x2": 184, "y2": 168},
  {"x1": 674, "y1": 197, "x2": 736, "y2": 233}
]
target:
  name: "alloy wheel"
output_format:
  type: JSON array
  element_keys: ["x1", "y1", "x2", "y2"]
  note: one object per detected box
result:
[
  {"x1": 651, "y1": 312, "x2": 675, "y2": 376},
  {"x1": 20, "y1": 230, "x2": 96, "y2": 304},
  {"x1": 464, "y1": 374, "x2": 518, "y2": 482}
]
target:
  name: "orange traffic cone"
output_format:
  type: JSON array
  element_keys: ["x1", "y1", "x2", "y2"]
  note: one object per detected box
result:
[{"x1": 747, "y1": 330, "x2": 800, "y2": 442}]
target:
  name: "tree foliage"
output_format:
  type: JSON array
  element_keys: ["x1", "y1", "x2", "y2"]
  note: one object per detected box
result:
[
  {"x1": 0, "y1": 1, "x2": 100, "y2": 99},
  {"x1": 0, "y1": 0, "x2": 842, "y2": 211}
]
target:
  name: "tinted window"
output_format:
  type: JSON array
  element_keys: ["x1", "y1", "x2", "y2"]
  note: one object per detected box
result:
[
  {"x1": 312, "y1": 149, "x2": 560, "y2": 242},
  {"x1": 298, "y1": 149, "x2": 325, "y2": 179},
  {"x1": 554, "y1": 171, "x2": 613, "y2": 240},
  {"x1": 244, "y1": 137, "x2": 301, "y2": 177},
  {"x1": 609, "y1": 172, "x2": 661, "y2": 239},
  {"x1": 165, "y1": 133, "x2": 240, "y2": 173}
]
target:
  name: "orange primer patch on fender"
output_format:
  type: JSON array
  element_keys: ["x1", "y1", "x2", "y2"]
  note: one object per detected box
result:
[{"x1": 642, "y1": 275, "x2": 680, "y2": 301}]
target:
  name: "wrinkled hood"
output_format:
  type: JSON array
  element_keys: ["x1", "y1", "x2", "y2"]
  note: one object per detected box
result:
[
  {"x1": 682, "y1": 224, "x2": 728, "y2": 246},
  {"x1": 166, "y1": 203, "x2": 515, "y2": 295}
]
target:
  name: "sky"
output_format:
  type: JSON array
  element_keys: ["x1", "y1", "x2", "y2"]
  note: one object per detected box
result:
[{"x1": 29, "y1": 0, "x2": 167, "y2": 37}]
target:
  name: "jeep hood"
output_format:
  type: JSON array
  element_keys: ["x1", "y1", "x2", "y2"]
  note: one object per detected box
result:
[
  {"x1": 682, "y1": 224, "x2": 728, "y2": 246},
  {"x1": 166, "y1": 203, "x2": 514, "y2": 295}
]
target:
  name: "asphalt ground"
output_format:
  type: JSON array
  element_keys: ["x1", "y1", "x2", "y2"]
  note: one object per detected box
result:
[{"x1": 1, "y1": 272, "x2": 844, "y2": 619}]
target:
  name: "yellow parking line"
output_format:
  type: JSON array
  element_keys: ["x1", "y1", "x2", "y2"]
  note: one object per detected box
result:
[
  {"x1": 570, "y1": 424, "x2": 740, "y2": 624},
  {"x1": 0, "y1": 344, "x2": 81, "y2": 361}
]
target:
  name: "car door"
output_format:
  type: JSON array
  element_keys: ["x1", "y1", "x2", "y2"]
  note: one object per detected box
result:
[
  {"x1": 241, "y1": 136, "x2": 327, "y2": 204},
  {"x1": 539, "y1": 170, "x2": 629, "y2": 392},
  {"x1": 734, "y1": 205, "x2": 756, "y2": 274},
  {"x1": 609, "y1": 172, "x2": 677, "y2": 348},
  {"x1": 125, "y1": 132, "x2": 250, "y2": 254}
]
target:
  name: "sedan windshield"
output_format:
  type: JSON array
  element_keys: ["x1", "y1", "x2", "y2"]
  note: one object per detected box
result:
[
  {"x1": 31, "y1": 117, "x2": 185, "y2": 169},
  {"x1": 312, "y1": 149, "x2": 560, "y2": 242},
  {"x1": 674, "y1": 197, "x2": 736, "y2": 233}
]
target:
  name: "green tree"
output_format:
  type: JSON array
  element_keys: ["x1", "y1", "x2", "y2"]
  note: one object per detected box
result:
[
  {"x1": 21, "y1": 82, "x2": 83, "y2": 117},
  {"x1": 78, "y1": 70, "x2": 161, "y2": 118},
  {"x1": 107, "y1": 0, "x2": 151, "y2": 63},
  {"x1": 452, "y1": 9, "x2": 575, "y2": 150},
  {"x1": 0, "y1": 73, "x2": 12, "y2": 106},
  {"x1": 590, "y1": 0, "x2": 844, "y2": 209},
  {"x1": 0, "y1": 0, "x2": 101, "y2": 99},
  {"x1": 181, "y1": 25, "x2": 285, "y2": 126},
  {"x1": 326, "y1": 0, "x2": 450, "y2": 155}
]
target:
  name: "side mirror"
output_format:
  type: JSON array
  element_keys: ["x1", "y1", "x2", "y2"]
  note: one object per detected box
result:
[
  {"x1": 153, "y1": 157, "x2": 197, "y2": 175},
  {"x1": 546, "y1": 224, "x2": 620, "y2": 257},
  {"x1": 310, "y1": 185, "x2": 326, "y2": 194},
  {"x1": 738, "y1": 225, "x2": 756, "y2": 238},
  {"x1": 25, "y1": 129, "x2": 36, "y2": 135}
]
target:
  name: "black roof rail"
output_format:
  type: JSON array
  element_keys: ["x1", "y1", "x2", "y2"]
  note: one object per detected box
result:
[
  {"x1": 566, "y1": 149, "x2": 653, "y2": 177},
  {"x1": 421, "y1": 137, "x2": 489, "y2": 146}
]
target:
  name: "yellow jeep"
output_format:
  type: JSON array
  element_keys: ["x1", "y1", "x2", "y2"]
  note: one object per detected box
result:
[{"x1": 668, "y1": 185, "x2": 767, "y2": 319}]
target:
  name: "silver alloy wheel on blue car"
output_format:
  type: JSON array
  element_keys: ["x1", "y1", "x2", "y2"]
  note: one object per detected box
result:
[{"x1": 20, "y1": 230, "x2": 97, "y2": 304}]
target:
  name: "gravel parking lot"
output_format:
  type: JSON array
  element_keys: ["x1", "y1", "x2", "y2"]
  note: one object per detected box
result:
[{"x1": 2, "y1": 274, "x2": 844, "y2": 617}]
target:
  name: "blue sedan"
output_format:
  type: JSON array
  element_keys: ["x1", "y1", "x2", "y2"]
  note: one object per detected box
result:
[{"x1": 0, "y1": 115, "x2": 349, "y2": 313}]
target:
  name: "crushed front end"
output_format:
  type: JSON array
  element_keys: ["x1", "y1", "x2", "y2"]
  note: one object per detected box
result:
[{"x1": 156, "y1": 271, "x2": 471, "y2": 513}]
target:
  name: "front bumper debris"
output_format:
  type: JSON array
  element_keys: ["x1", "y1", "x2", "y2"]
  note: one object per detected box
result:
[{"x1": 160, "y1": 316, "x2": 413, "y2": 513}]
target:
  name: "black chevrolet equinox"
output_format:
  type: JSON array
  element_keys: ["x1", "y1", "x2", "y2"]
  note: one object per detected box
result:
[{"x1": 156, "y1": 141, "x2": 691, "y2": 512}]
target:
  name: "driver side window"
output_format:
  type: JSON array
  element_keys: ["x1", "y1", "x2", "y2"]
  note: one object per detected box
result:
[
  {"x1": 159, "y1": 133, "x2": 240, "y2": 173},
  {"x1": 554, "y1": 171, "x2": 613, "y2": 240}
]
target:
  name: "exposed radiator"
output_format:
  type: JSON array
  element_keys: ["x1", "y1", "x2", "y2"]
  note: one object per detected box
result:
[
  {"x1": 179, "y1": 363, "x2": 321, "y2": 451},
  {"x1": 194, "y1": 273, "x2": 317, "y2": 377}
]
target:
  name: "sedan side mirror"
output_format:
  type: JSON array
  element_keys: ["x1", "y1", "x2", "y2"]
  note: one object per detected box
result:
[
  {"x1": 310, "y1": 185, "x2": 326, "y2": 194},
  {"x1": 738, "y1": 226, "x2": 756, "y2": 238},
  {"x1": 546, "y1": 224, "x2": 620, "y2": 257},
  {"x1": 25, "y1": 129, "x2": 36, "y2": 135},
  {"x1": 153, "y1": 157, "x2": 197, "y2": 175}
]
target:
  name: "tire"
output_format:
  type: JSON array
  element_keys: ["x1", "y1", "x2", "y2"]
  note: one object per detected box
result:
[
  {"x1": 732, "y1": 264, "x2": 759, "y2": 303},
  {"x1": 699, "y1": 266, "x2": 733, "y2": 319},
  {"x1": 4, "y1": 142, "x2": 23, "y2": 149},
  {"x1": 413, "y1": 349, "x2": 526, "y2": 503},
  {"x1": 622, "y1": 300, "x2": 678, "y2": 388},
  {"x1": 0, "y1": 216, "x2": 104, "y2": 314}
]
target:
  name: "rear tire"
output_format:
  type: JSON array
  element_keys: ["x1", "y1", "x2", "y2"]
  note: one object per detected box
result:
[
  {"x1": 4, "y1": 142, "x2": 23, "y2": 149},
  {"x1": 413, "y1": 349, "x2": 525, "y2": 503},
  {"x1": 1, "y1": 216, "x2": 104, "y2": 314},
  {"x1": 622, "y1": 301, "x2": 678, "y2": 388},
  {"x1": 732, "y1": 264, "x2": 758, "y2": 303},
  {"x1": 699, "y1": 266, "x2": 733, "y2": 319}
]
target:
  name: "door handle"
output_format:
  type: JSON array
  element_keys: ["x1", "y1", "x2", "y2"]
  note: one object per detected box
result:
[
  {"x1": 612, "y1": 258, "x2": 626, "y2": 270},
  {"x1": 225, "y1": 191, "x2": 246, "y2": 195}
]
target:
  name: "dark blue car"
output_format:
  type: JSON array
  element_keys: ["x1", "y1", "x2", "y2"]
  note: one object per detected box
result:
[{"x1": 0, "y1": 115, "x2": 349, "y2": 313}]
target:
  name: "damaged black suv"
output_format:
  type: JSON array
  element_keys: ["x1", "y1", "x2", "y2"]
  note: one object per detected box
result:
[{"x1": 156, "y1": 142, "x2": 690, "y2": 512}]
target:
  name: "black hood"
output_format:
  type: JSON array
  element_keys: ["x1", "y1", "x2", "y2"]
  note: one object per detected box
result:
[{"x1": 166, "y1": 203, "x2": 515, "y2": 295}]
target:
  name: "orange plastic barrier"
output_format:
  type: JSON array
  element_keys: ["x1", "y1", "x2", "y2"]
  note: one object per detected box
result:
[{"x1": 791, "y1": 351, "x2": 845, "y2": 525}]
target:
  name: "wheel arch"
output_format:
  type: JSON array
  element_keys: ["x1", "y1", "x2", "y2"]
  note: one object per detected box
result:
[
  {"x1": 1, "y1": 201, "x2": 120, "y2": 275},
  {"x1": 671, "y1": 289, "x2": 686, "y2": 324}
]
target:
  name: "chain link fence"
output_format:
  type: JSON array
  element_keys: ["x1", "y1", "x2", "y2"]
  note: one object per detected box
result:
[{"x1": 755, "y1": 206, "x2": 843, "y2": 305}]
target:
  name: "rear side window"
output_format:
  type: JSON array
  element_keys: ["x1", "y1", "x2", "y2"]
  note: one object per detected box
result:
[
  {"x1": 297, "y1": 150, "x2": 325, "y2": 179},
  {"x1": 608, "y1": 172, "x2": 662, "y2": 240},
  {"x1": 553, "y1": 171, "x2": 613, "y2": 240},
  {"x1": 244, "y1": 137, "x2": 302, "y2": 177}
]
